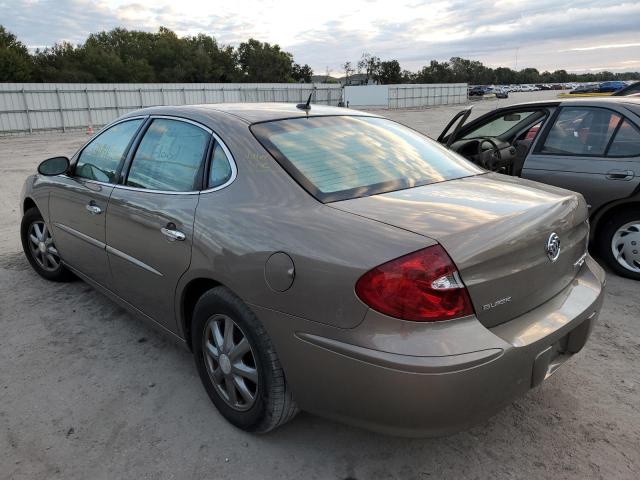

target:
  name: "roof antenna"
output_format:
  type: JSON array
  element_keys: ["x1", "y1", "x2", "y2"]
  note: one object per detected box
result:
[{"x1": 296, "y1": 92, "x2": 312, "y2": 111}]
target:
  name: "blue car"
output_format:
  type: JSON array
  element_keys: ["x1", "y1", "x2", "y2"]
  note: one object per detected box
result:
[{"x1": 598, "y1": 81, "x2": 628, "y2": 93}]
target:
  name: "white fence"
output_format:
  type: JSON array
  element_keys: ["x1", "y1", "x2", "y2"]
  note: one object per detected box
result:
[
  {"x1": 0, "y1": 83, "x2": 343, "y2": 134},
  {"x1": 0, "y1": 82, "x2": 469, "y2": 134},
  {"x1": 344, "y1": 83, "x2": 468, "y2": 108}
]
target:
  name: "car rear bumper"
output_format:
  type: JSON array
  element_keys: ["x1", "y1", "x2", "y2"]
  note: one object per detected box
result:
[{"x1": 253, "y1": 255, "x2": 605, "y2": 436}]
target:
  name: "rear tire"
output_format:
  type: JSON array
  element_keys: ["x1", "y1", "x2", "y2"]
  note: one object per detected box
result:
[
  {"x1": 20, "y1": 207, "x2": 74, "y2": 282},
  {"x1": 192, "y1": 286, "x2": 299, "y2": 433},
  {"x1": 597, "y1": 209, "x2": 640, "y2": 280}
]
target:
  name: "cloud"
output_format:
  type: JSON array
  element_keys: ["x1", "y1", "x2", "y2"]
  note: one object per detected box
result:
[
  {"x1": 1, "y1": 0, "x2": 638, "y2": 74},
  {"x1": 562, "y1": 42, "x2": 640, "y2": 52}
]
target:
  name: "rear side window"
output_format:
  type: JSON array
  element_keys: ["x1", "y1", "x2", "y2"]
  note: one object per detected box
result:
[
  {"x1": 126, "y1": 119, "x2": 210, "y2": 192},
  {"x1": 208, "y1": 143, "x2": 233, "y2": 188},
  {"x1": 608, "y1": 119, "x2": 640, "y2": 157},
  {"x1": 75, "y1": 119, "x2": 143, "y2": 183},
  {"x1": 541, "y1": 107, "x2": 621, "y2": 156},
  {"x1": 251, "y1": 116, "x2": 481, "y2": 202}
]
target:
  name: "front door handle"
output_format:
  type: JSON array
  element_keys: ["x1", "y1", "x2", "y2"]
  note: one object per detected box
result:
[
  {"x1": 161, "y1": 224, "x2": 186, "y2": 242},
  {"x1": 606, "y1": 170, "x2": 634, "y2": 181},
  {"x1": 85, "y1": 202, "x2": 102, "y2": 215}
]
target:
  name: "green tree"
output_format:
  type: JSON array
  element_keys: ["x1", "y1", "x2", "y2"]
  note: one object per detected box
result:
[
  {"x1": 376, "y1": 60, "x2": 402, "y2": 84},
  {"x1": 32, "y1": 42, "x2": 96, "y2": 82},
  {"x1": 357, "y1": 53, "x2": 381, "y2": 84},
  {"x1": 292, "y1": 63, "x2": 313, "y2": 82},
  {"x1": 517, "y1": 67, "x2": 540, "y2": 84},
  {"x1": 0, "y1": 25, "x2": 32, "y2": 81},
  {"x1": 237, "y1": 39, "x2": 294, "y2": 82},
  {"x1": 416, "y1": 60, "x2": 454, "y2": 83}
]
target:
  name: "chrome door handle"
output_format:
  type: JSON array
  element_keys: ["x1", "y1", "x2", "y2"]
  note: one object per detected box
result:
[
  {"x1": 161, "y1": 227, "x2": 186, "y2": 242},
  {"x1": 85, "y1": 203, "x2": 102, "y2": 215},
  {"x1": 606, "y1": 170, "x2": 634, "y2": 180}
]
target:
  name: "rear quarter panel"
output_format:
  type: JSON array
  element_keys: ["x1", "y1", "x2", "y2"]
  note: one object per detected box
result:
[{"x1": 180, "y1": 123, "x2": 433, "y2": 330}]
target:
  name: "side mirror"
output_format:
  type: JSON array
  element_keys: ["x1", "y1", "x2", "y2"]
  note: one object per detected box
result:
[{"x1": 38, "y1": 156, "x2": 70, "y2": 176}]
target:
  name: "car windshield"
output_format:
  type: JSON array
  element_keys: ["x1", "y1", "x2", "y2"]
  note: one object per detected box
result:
[
  {"x1": 251, "y1": 116, "x2": 482, "y2": 202},
  {"x1": 462, "y1": 111, "x2": 539, "y2": 139}
]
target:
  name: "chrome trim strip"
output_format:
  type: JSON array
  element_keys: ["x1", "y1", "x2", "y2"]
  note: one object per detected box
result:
[
  {"x1": 61, "y1": 115, "x2": 237, "y2": 195},
  {"x1": 574, "y1": 252, "x2": 587, "y2": 269},
  {"x1": 112, "y1": 184, "x2": 201, "y2": 195},
  {"x1": 148, "y1": 115, "x2": 213, "y2": 134},
  {"x1": 106, "y1": 245, "x2": 163, "y2": 277},
  {"x1": 201, "y1": 129, "x2": 238, "y2": 194},
  {"x1": 53, "y1": 223, "x2": 105, "y2": 249}
]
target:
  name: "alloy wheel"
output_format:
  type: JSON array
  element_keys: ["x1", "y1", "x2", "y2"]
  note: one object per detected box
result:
[
  {"x1": 611, "y1": 221, "x2": 640, "y2": 274},
  {"x1": 27, "y1": 221, "x2": 61, "y2": 272},
  {"x1": 202, "y1": 314, "x2": 258, "y2": 411}
]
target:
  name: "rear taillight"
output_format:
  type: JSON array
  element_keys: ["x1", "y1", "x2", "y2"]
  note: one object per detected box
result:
[{"x1": 355, "y1": 245, "x2": 474, "y2": 322}]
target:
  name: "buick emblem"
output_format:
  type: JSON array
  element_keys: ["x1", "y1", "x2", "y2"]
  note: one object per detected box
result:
[{"x1": 546, "y1": 232, "x2": 561, "y2": 262}]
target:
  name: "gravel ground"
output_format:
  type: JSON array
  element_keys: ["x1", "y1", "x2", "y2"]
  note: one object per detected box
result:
[{"x1": 1, "y1": 91, "x2": 639, "y2": 480}]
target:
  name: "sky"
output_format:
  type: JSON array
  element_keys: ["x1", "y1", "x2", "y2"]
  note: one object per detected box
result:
[{"x1": 1, "y1": 0, "x2": 639, "y2": 76}]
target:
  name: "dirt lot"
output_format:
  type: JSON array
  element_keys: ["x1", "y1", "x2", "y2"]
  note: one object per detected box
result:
[{"x1": 1, "y1": 91, "x2": 639, "y2": 480}]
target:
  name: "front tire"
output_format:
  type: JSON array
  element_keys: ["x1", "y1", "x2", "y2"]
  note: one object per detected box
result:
[
  {"x1": 597, "y1": 209, "x2": 640, "y2": 280},
  {"x1": 20, "y1": 207, "x2": 74, "y2": 282},
  {"x1": 192, "y1": 286, "x2": 298, "y2": 433}
]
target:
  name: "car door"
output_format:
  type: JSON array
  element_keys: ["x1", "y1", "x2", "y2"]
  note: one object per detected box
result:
[
  {"x1": 522, "y1": 106, "x2": 640, "y2": 212},
  {"x1": 105, "y1": 117, "x2": 211, "y2": 332},
  {"x1": 48, "y1": 118, "x2": 145, "y2": 287}
]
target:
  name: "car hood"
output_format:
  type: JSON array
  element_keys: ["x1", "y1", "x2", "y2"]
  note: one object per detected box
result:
[{"x1": 330, "y1": 173, "x2": 590, "y2": 327}]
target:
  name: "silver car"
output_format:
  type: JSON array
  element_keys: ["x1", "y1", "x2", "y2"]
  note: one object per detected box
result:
[
  {"x1": 20, "y1": 103, "x2": 605, "y2": 436},
  {"x1": 440, "y1": 97, "x2": 640, "y2": 280}
]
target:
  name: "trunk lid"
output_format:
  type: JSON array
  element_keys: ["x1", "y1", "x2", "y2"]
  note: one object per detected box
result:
[{"x1": 331, "y1": 173, "x2": 590, "y2": 328}]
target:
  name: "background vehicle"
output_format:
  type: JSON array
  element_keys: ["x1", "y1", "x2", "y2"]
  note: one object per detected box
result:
[
  {"x1": 21, "y1": 103, "x2": 604, "y2": 436},
  {"x1": 598, "y1": 81, "x2": 628, "y2": 93},
  {"x1": 468, "y1": 85, "x2": 492, "y2": 96},
  {"x1": 570, "y1": 84, "x2": 599, "y2": 94},
  {"x1": 489, "y1": 86, "x2": 509, "y2": 98},
  {"x1": 613, "y1": 81, "x2": 640, "y2": 96},
  {"x1": 570, "y1": 81, "x2": 628, "y2": 94},
  {"x1": 439, "y1": 97, "x2": 640, "y2": 279}
]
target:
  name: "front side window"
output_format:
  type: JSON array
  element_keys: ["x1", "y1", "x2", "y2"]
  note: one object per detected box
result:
[
  {"x1": 251, "y1": 116, "x2": 481, "y2": 202},
  {"x1": 126, "y1": 119, "x2": 210, "y2": 192},
  {"x1": 541, "y1": 107, "x2": 621, "y2": 156},
  {"x1": 608, "y1": 119, "x2": 640, "y2": 157},
  {"x1": 75, "y1": 119, "x2": 143, "y2": 183}
]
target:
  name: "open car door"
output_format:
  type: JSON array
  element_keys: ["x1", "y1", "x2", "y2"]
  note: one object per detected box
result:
[{"x1": 437, "y1": 106, "x2": 473, "y2": 147}]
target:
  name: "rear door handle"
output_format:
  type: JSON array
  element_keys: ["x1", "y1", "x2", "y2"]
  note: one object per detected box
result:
[
  {"x1": 606, "y1": 170, "x2": 634, "y2": 180},
  {"x1": 85, "y1": 202, "x2": 102, "y2": 215},
  {"x1": 161, "y1": 224, "x2": 186, "y2": 242}
]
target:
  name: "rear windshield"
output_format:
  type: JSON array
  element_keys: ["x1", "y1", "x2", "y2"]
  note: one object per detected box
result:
[{"x1": 251, "y1": 116, "x2": 481, "y2": 202}]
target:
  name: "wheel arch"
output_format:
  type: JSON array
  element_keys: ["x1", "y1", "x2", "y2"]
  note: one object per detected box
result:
[
  {"x1": 179, "y1": 277, "x2": 224, "y2": 350},
  {"x1": 23, "y1": 196, "x2": 38, "y2": 215},
  {"x1": 590, "y1": 199, "x2": 640, "y2": 242}
]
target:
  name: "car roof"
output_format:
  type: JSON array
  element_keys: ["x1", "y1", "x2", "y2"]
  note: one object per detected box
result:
[
  {"x1": 502, "y1": 96, "x2": 640, "y2": 110},
  {"x1": 124, "y1": 102, "x2": 377, "y2": 125}
]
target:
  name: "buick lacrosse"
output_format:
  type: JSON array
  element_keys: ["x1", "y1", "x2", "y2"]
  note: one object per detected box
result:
[{"x1": 21, "y1": 103, "x2": 605, "y2": 435}]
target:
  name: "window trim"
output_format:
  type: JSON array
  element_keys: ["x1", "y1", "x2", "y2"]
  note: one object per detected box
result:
[
  {"x1": 533, "y1": 106, "x2": 638, "y2": 159},
  {"x1": 604, "y1": 118, "x2": 640, "y2": 158},
  {"x1": 204, "y1": 139, "x2": 237, "y2": 191},
  {"x1": 69, "y1": 114, "x2": 238, "y2": 194},
  {"x1": 117, "y1": 115, "x2": 237, "y2": 195}
]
